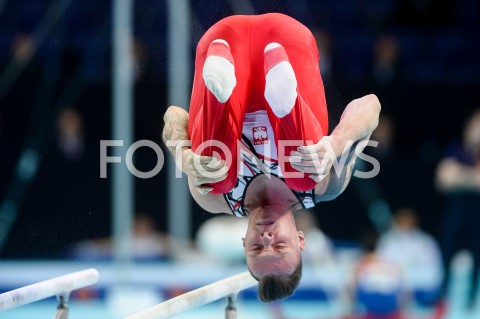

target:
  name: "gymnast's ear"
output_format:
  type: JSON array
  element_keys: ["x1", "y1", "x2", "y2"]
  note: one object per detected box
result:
[
  {"x1": 297, "y1": 231, "x2": 305, "y2": 251},
  {"x1": 241, "y1": 237, "x2": 245, "y2": 247}
]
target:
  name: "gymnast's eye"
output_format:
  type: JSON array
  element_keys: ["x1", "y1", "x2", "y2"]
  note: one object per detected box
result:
[{"x1": 251, "y1": 246, "x2": 262, "y2": 252}]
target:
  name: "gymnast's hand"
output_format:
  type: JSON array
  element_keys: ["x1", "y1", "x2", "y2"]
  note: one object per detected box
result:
[
  {"x1": 289, "y1": 133, "x2": 351, "y2": 183},
  {"x1": 289, "y1": 94, "x2": 381, "y2": 183},
  {"x1": 162, "y1": 105, "x2": 228, "y2": 194},
  {"x1": 181, "y1": 148, "x2": 229, "y2": 194}
]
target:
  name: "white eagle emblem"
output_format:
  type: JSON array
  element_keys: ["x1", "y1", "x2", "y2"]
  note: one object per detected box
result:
[{"x1": 253, "y1": 126, "x2": 268, "y2": 145}]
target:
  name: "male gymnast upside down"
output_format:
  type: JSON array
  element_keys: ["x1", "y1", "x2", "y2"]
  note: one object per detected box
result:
[{"x1": 162, "y1": 13, "x2": 381, "y2": 302}]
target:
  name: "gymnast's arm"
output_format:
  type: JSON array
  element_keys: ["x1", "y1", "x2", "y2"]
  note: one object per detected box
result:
[
  {"x1": 291, "y1": 94, "x2": 381, "y2": 200},
  {"x1": 313, "y1": 147, "x2": 357, "y2": 201},
  {"x1": 162, "y1": 106, "x2": 232, "y2": 214},
  {"x1": 316, "y1": 94, "x2": 381, "y2": 199}
]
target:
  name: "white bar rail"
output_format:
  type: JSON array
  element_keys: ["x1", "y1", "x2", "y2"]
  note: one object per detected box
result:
[
  {"x1": 125, "y1": 271, "x2": 257, "y2": 319},
  {"x1": 0, "y1": 268, "x2": 99, "y2": 312}
]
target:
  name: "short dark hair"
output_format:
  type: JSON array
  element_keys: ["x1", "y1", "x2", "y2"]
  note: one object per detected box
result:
[
  {"x1": 360, "y1": 230, "x2": 379, "y2": 253},
  {"x1": 249, "y1": 258, "x2": 302, "y2": 302}
]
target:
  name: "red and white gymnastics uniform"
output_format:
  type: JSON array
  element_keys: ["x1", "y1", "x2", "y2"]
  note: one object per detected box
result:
[{"x1": 188, "y1": 13, "x2": 328, "y2": 216}]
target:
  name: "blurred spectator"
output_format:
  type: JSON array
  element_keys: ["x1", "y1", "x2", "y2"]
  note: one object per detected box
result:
[
  {"x1": 348, "y1": 230, "x2": 406, "y2": 319},
  {"x1": 132, "y1": 36, "x2": 166, "y2": 142},
  {"x1": 11, "y1": 33, "x2": 35, "y2": 64},
  {"x1": 56, "y1": 107, "x2": 85, "y2": 161},
  {"x1": 195, "y1": 214, "x2": 248, "y2": 265},
  {"x1": 132, "y1": 213, "x2": 169, "y2": 259},
  {"x1": 368, "y1": 33, "x2": 405, "y2": 127},
  {"x1": 435, "y1": 108, "x2": 480, "y2": 310},
  {"x1": 371, "y1": 34, "x2": 400, "y2": 89},
  {"x1": 295, "y1": 210, "x2": 335, "y2": 267},
  {"x1": 132, "y1": 38, "x2": 148, "y2": 84},
  {"x1": 369, "y1": 113, "x2": 396, "y2": 162},
  {"x1": 71, "y1": 213, "x2": 170, "y2": 261},
  {"x1": 295, "y1": 210, "x2": 354, "y2": 313},
  {"x1": 377, "y1": 207, "x2": 443, "y2": 308}
]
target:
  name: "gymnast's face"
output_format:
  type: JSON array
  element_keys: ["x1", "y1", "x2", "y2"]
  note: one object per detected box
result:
[{"x1": 242, "y1": 175, "x2": 305, "y2": 278}]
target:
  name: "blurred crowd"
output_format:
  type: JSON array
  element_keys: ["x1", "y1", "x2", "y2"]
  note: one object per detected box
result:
[{"x1": 0, "y1": 0, "x2": 479, "y2": 316}]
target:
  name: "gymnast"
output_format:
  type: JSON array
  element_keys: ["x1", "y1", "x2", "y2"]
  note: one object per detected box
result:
[{"x1": 162, "y1": 13, "x2": 381, "y2": 302}]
